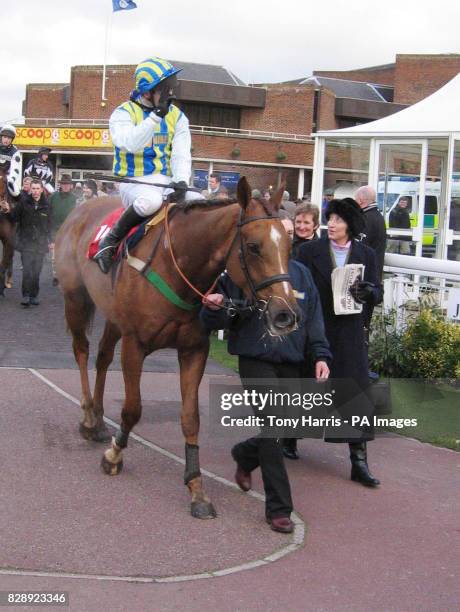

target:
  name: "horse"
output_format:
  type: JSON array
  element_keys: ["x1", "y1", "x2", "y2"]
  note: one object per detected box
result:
[
  {"x1": 55, "y1": 177, "x2": 299, "y2": 519},
  {"x1": 0, "y1": 164, "x2": 16, "y2": 295}
]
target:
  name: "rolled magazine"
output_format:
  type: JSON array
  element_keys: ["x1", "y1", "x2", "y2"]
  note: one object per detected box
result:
[{"x1": 331, "y1": 264, "x2": 365, "y2": 315}]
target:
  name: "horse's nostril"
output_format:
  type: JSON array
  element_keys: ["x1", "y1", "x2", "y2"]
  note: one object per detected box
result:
[{"x1": 273, "y1": 310, "x2": 294, "y2": 329}]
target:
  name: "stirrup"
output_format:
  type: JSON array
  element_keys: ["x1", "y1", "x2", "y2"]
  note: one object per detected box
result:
[{"x1": 94, "y1": 245, "x2": 116, "y2": 274}]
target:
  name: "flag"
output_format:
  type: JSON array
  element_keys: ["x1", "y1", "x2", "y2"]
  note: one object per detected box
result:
[{"x1": 112, "y1": 0, "x2": 137, "y2": 12}]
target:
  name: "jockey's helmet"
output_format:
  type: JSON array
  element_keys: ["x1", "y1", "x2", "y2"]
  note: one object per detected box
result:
[
  {"x1": 134, "y1": 57, "x2": 181, "y2": 95},
  {"x1": 0, "y1": 124, "x2": 16, "y2": 139}
]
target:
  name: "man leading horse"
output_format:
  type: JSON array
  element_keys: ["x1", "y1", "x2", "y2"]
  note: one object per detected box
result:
[{"x1": 95, "y1": 56, "x2": 201, "y2": 273}]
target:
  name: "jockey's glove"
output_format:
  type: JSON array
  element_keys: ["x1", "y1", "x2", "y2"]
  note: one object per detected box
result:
[
  {"x1": 171, "y1": 180, "x2": 189, "y2": 193},
  {"x1": 150, "y1": 102, "x2": 170, "y2": 119},
  {"x1": 350, "y1": 280, "x2": 375, "y2": 304}
]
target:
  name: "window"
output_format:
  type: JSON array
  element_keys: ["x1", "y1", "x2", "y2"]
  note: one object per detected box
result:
[{"x1": 180, "y1": 103, "x2": 240, "y2": 129}]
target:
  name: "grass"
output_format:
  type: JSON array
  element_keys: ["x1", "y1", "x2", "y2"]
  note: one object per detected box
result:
[
  {"x1": 208, "y1": 334, "x2": 238, "y2": 372},
  {"x1": 384, "y1": 379, "x2": 460, "y2": 451},
  {"x1": 208, "y1": 339, "x2": 459, "y2": 451}
]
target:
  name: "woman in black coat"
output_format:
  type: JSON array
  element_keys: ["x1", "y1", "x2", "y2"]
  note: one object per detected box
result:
[{"x1": 296, "y1": 197, "x2": 383, "y2": 487}]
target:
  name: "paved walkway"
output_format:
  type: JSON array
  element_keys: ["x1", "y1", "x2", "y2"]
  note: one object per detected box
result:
[{"x1": 0, "y1": 259, "x2": 458, "y2": 611}]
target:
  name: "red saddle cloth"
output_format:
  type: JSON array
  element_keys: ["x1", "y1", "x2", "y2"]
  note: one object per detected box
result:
[{"x1": 87, "y1": 207, "x2": 139, "y2": 259}]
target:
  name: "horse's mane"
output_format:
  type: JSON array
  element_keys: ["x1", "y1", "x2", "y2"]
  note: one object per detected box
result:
[
  {"x1": 176, "y1": 197, "x2": 238, "y2": 212},
  {"x1": 176, "y1": 196, "x2": 273, "y2": 215}
]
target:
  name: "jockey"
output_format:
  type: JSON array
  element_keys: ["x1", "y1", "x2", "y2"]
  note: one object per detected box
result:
[
  {"x1": 95, "y1": 56, "x2": 201, "y2": 274},
  {"x1": 0, "y1": 124, "x2": 21, "y2": 198},
  {"x1": 23, "y1": 147, "x2": 55, "y2": 195}
]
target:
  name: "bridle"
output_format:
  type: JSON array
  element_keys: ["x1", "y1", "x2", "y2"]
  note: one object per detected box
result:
[
  {"x1": 164, "y1": 203, "x2": 292, "y2": 314},
  {"x1": 235, "y1": 209, "x2": 291, "y2": 303}
]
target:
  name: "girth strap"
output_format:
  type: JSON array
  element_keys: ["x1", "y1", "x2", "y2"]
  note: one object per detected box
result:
[{"x1": 126, "y1": 253, "x2": 200, "y2": 311}]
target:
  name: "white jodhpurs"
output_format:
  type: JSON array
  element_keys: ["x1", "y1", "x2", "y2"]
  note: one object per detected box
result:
[{"x1": 119, "y1": 174, "x2": 202, "y2": 217}]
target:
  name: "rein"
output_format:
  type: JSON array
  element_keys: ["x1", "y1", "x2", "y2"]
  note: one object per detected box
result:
[{"x1": 163, "y1": 204, "x2": 291, "y2": 312}]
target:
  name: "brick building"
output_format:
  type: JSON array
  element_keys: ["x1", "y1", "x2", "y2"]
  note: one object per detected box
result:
[{"x1": 17, "y1": 53, "x2": 460, "y2": 198}]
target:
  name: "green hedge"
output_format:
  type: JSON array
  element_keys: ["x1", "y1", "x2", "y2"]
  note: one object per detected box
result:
[{"x1": 369, "y1": 309, "x2": 460, "y2": 379}]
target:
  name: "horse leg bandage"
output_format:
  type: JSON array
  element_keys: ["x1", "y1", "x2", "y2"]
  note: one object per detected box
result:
[
  {"x1": 184, "y1": 443, "x2": 201, "y2": 485},
  {"x1": 115, "y1": 428, "x2": 129, "y2": 449}
]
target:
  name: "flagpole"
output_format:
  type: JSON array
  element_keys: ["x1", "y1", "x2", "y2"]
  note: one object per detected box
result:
[{"x1": 101, "y1": 8, "x2": 113, "y2": 102}]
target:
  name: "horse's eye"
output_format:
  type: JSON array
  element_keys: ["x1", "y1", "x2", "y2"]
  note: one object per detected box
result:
[{"x1": 247, "y1": 242, "x2": 261, "y2": 255}]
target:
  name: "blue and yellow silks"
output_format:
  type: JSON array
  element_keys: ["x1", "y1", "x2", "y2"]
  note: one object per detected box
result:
[{"x1": 113, "y1": 102, "x2": 181, "y2": 178}]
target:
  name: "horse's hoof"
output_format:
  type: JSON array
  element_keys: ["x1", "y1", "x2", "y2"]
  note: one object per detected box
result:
[
  {"x1": 191, "y1": 501, "x2": 217, "y2": 520},
  {"x1": 79, "y1": 422, "x2": 112, "y2": 442},
  {"x1": 101, "y1": 455, "x2": 123, "y2": 475}
]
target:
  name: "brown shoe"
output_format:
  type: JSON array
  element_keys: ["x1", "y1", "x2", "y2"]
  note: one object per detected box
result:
[{"x1": 266, "y1": 516, "x2": 294, "y2": 534}]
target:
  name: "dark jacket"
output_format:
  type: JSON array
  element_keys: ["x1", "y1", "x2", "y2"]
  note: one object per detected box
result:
[
  {"x1": 49, "y1": 191, "x2": 77, "y2": 236},
  {"x1": 361, "y1": 204, "x2": 387, "y2": 277},
  {"x1": 296, "y1": 238, "x2": 383, "y2": 442},
  {"x1": 11, "y1": 193, "x2": 51, "y2": 253},
  {"x1": 200, "y1": 260, "x2": 331, "y2": 365},
  {"x1": 291, "y1": 233, "x2": 318, "y2": 260},
  {"x1": 389, "y1": 206, "x2": 411, "y2": 240},
  {"x1": 296, "y1": 238, "x2": 382, "y2": 383}
]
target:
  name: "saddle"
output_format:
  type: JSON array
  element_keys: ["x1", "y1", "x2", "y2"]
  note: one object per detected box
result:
[{"x1": 87, "y1": 204, "x2": 172, "y2": 260}]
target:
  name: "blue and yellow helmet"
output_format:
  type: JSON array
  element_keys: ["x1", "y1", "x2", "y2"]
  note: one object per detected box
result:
[{"x1": 134, "y1": 57, "x2": 181, "y2": 95}]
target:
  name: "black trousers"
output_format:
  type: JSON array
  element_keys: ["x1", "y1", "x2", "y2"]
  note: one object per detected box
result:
[
  {"x1": 21, "y1": 250, "x2": 45, "y2": 298},
  {"x1": 233, "y1": 356, "x2": 303, "y2": 518}
]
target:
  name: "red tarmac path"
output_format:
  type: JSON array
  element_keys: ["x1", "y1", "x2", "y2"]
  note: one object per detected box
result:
[{"x1": 0, "y1": 366, "x2": 459, "y2": 612}]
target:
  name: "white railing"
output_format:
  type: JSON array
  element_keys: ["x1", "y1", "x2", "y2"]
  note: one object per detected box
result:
[
  {"x1": 20, "y1": 118, "x2": 313, "y2": 142},
  {"x1": 382, "y1": 253, "x2": 460, "y2": 329}
]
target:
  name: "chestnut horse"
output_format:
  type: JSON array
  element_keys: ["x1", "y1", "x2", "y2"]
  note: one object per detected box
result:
[
  {"x1": 0, "y1": 164, "x2": 16, "y2": 295},
  {"x1": 55, "y1": 177, "x2": 298, "y2": 519}
]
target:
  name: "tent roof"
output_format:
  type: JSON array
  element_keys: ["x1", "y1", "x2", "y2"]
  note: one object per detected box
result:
[{"x1": 316, "y1": 73, "x2": 460, "y2": 138}]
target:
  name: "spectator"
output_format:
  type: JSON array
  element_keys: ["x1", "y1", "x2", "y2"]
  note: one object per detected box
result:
[
  {"x1": 20, "y1": 176, "x2": 33, "y2": 195},
  {"x1": 388, "y1": 197, "x2": 411, "y2": 254},
  {"x1": 207, "y1": 173, "x2": 225, "y2": 198},
  {"x1": 281, "y1": 190, "x2": 296, "y2": 217},
  {"x1": 200, "y1": 262, "x2": 331, "y2": 533},
  {"x1": 23, "y1": 147, "x2": 55, "y2": 195},
  {"x1": 73, "y1": 181, "x2": 83, "y2": 201},
  {"x1": 105, "y1": 182, "x2": 118, "y2": 197},
  {"x1": 10, "y1": 179, "x2": 51, "y2": 307},
  {"x1": 448, "y1": 198, "x2": 460, "y2": 261},
  {"x1": 292, "y1": 203, "x2": 320, "y2": 259},
  {"x1": 216, "y1": 186, "x2": 229, "y2": 200},
  {"x1": 49, "y1": 174, "x2": 77, "y2": 286},
  {"x1": 77, "y1": 179, "x2": 98, "y2": 205},
  {"x1": 296, "y1": 198, "x2": 383, "y2": 487},
  {"x1": 354, "y1": 186, "x2": 387, "y2": 278},
  {"x1": 263, "y1": 189, "x2": 271, "y2": 202},
  {"x1": 321, "y1": 188, "x2": 334, "y2": 224}
]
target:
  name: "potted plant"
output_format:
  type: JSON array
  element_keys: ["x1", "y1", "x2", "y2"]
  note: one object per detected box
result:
[{"x1": 231, "y1": 145, "x2": 241, "y2": 158}]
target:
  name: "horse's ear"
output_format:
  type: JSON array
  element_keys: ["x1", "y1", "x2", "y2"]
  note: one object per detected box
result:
[
  {"x1": 237, "y1": 177, "x2": 251, "y2": 210},
  {"x1": 270, "y1": 179, "x2": 286, "y2": 211}
]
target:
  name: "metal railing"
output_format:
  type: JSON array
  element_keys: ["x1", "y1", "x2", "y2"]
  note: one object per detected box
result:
[
  {"x1": 382, "y1": 253, "x2": 460, "y2": 328},
  {"x1": 20, "y1": 118, "x2": 313, "y2": 142}
]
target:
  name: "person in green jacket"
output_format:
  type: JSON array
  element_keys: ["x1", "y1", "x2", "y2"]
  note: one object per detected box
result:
[{"x1": 49, "y1": 174, "x2": 77, "y2": 285}]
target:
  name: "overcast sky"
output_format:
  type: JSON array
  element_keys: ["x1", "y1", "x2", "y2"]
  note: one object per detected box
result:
[{"x1": 2, "y1": 0, "x2": 459, "y2": 122}]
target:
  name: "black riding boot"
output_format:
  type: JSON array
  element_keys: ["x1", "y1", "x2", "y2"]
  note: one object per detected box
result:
[
  {"x1": 349, "y1": 442, "x2": 380, "y2": 487},
  {"x1": 94, "y1": 205, "x2": 144, "y2": 274}
]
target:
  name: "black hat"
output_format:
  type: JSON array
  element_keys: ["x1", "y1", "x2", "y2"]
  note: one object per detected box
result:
[
  {"x1": 325, "y1": 197, "x2": 365, "y2": 238},
  {"x1": 60, "y1": 174, "x2": 73, "y2": 185},
  {"x1": 38, "y1": 146, "x2": 51, "y2": 155}
]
